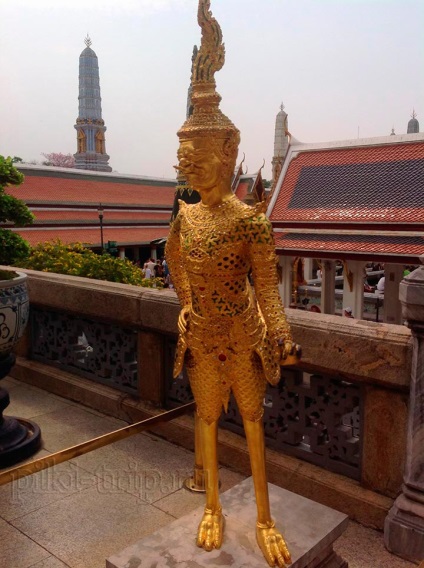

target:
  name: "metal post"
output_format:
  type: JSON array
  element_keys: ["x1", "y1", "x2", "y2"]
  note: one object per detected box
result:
[{"x1": 98, "y1": 203, "x2": 104, "y2": 252}]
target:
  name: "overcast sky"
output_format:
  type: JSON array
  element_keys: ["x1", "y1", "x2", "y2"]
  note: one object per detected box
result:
[{"x1": 1, "y1": 0, "x2": 423, "y2": 180}]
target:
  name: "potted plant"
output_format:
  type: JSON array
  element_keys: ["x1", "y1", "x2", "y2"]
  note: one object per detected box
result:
[{"x1": 0, "y1": 156, "x2": 40, "y2": 467}]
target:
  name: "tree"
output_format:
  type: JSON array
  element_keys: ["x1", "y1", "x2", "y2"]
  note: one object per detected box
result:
[
  {"x1": 0, "y1": 156, "x2": 33, "y2": 267},
  {"x1": 42, "y1": 153, "x2": 75, "y2": 168}
]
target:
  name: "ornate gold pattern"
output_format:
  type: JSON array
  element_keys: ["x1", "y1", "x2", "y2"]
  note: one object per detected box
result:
[{"x1": 166, "y1": 2, "x2": 299, "y2": 566}]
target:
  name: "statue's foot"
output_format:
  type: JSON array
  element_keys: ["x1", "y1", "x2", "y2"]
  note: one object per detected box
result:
[
  {"x1": 196, "y1": 507, "x2": 225, "y2": 551},
  {"x1": 256, "y1": 521, "x2": 291, "y2": 567}
]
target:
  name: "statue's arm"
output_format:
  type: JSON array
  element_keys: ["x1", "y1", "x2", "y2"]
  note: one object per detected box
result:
[
  {"x1": 165, "y1": 212, "x2": 192, "y2": 311},
  {"x1": 248, "y1": 213, "x2": 293, "y2": 343}
]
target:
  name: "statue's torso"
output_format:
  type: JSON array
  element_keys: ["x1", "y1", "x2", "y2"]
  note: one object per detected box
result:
[{"x1": 179, "y1": 197, "x2": 257, "y2": 319}]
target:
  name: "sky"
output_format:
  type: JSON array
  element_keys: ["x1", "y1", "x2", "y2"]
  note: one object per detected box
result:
[{"x1": 1, "y1": 0, "x2": 423, "y2": 180}]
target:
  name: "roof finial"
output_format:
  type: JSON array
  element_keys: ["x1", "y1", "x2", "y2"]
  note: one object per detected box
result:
[
  {"x1": 280, "y1": 101, "x2": 285, "y2": 112},
  {"x1": 84, "y1": 34, "x2": 92, "y2": 48},
  {"x1": 411, "y1": 108, "x2": 417, "y2": 120}
]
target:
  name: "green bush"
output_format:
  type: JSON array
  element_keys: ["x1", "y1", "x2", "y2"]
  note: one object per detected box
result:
[
  {"x1": 0, "y1": 229, "x2": 31, "y2": 266},
  {"x1": 22, "y1": 241, "x2": 163, "y2": 288},
  {"x1": 0, "y1": 155, "x2": 33, "y2": 266}
]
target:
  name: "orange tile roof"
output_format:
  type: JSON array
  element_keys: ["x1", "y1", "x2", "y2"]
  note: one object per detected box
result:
[
  {"x1": 31, "y1": 210, "x2": 171, "y2": 222},
  {"x1": 10, "y1": 173, "x2": 176, "y2": 207},
  {"x1": 234, "y1": 181, "x2": 250, "y2": 202},
  {"x1": 14, "y1": 226, "x2": 169, "y2": 247},
  {"x1": 270, "y1": 141, "x2": 424, "y2": 226},
  {"x1": 275, "y1": 232, "x2": 423, "y2": 262}
]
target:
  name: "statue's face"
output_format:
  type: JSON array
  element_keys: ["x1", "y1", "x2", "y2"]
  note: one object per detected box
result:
[{"x1": 177, "y1": 139, "x2": 223, "y2": 193}]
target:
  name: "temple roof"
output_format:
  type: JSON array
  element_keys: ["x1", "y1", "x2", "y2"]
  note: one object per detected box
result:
[
  {"x1": 7, "y1": 165, "x2": 175, "y2": 248},
  {"x1": 268, "y1": 133, "x2": 424, "y2": 261}
]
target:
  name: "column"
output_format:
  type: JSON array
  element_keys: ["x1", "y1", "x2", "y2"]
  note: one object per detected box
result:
[
  {"x1": 118, "y1": 247, "x2": 125, "y2": 259},
  {"x1": 342, "y1": 260, "x2": 366, "y2": 320},
  {"x1": 303, "y1": 257, "x2": 314, "y2": 281},
  {"x1": 384, "y1": 256, "x2": 424, "y2": 562},
  {"x1": 321, "y1": 259, "x2": 336, "y2": 315},
  {"x1": 383, "y1": 263, "x2": 404, "y2": 325},
  {"x1": 278, "y1": 255, "x2": 294, "y2": 308}
]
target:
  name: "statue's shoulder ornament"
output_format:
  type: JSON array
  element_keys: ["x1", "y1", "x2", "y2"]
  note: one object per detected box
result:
[{"x1": 238, "y1": 201, "x2": 274, "y2": 245}]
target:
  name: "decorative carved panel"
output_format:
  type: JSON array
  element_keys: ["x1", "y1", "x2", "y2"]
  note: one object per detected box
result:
[
  {"x1": 31, "y1": 307, "x2": 138, "y2": 393},
  {"x1": 165, "y1": 339, "x2": 361, "y2": 479}
]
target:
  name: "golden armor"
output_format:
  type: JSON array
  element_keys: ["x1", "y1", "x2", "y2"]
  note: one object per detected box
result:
[{"x1": 165, "y1": 2, "x2": 300, "y2": 566}]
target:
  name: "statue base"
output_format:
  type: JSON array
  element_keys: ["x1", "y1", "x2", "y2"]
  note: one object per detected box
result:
[{"x1": 106, "y1": 477, "x2": 348, "y2": 568}]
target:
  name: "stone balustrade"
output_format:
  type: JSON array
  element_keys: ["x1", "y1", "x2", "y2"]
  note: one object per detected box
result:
[{"x1": 6, "y1": 268, "x2": 413, "y2": 532}]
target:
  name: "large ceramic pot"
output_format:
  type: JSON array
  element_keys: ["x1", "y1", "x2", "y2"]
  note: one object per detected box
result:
[
  {"x1": 0, "y1": 270, "x2": 41, "y2": 468},
  {"x1": 0, "y1": 271, "x2": 30, "y2": 358}
]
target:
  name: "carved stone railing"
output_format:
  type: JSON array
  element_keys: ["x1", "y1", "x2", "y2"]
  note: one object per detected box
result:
[
  {"x1": 7, "y1": 268, "x2": 412, "y2": 510},
  {"x1": 31, "y1": 308, "x2": 138, "y2": 394},
  {"x1": 166, "y1": 353, "x2": 361, "y2": 479}
]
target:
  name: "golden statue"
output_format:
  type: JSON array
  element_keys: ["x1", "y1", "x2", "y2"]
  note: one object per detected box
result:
[{"x1": 165, "y1": 2, "x2": 301, "y2": 566}]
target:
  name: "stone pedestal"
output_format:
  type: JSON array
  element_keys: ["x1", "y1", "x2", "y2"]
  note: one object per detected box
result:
[
  {"x1": 384, "y1": 256, "x2": 424, "y2": 562},
  {"x1": 107, "y1": 477, "x2": 348, "y2": 568}
]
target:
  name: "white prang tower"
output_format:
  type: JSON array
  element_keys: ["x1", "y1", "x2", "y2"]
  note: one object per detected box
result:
[{"x1": 271, "y1": 102, "x2": 289, "y2": 190}]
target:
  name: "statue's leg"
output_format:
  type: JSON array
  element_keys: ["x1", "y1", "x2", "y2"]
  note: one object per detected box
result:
[
  {"x1": 185, "y1": 349, "x2": 224, "y2": 551},
  {"x1": 243, "y1": 418, "x2": 291, "y2": 567},
  {"x1": 196, "y1": 416, "x2": 224, "y2": 551}
]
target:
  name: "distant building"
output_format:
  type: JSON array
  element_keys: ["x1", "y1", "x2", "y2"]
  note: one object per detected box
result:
[
  {"x1": 9, "y1": 165, "x2": 176, "y2": 261},
  {"x1": 271, "y1": 103, "x2": 289, "y2": 190},
  {"x1": 74, "y1": 36, "x2": 112, "y2": 172},
  {"x1": 171, "y1": 46, "x2": 201, "y2": 221},
  {"x1": 407, "y1": 109, "x2": 420, "y2": 134},
  {"x1": 268, "y1": 132, "x2": 424, "y2": 324}
]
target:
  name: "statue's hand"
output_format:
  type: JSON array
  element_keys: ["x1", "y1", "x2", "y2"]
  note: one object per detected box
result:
[
  {"x1": 196, "y1": 508, "x2": 224, "y2": 552},
  {"x1": 279, "y1": 339, "x2": 301, "y2": 366},
  {"x1": 178, "y1": 306, "x2": 191, "y2": 335},
  {"x1": 256, "y1": 521, "x2": 291, "y2": 567}
]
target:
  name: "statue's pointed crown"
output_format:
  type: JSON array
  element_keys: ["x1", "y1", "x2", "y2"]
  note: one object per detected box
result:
[{"x1": 178, "y1": 0, "x2": 239, "y2": 145}]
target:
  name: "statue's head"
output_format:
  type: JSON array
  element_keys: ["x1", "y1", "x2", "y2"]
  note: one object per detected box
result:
[{"x1": 176, "y1": 0, "x2": 240, "y2": 193}]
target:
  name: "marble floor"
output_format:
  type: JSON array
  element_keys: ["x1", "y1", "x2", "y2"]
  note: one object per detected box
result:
[{"x1": 0, "y1": 376, "x2": 417, "y2": 568}]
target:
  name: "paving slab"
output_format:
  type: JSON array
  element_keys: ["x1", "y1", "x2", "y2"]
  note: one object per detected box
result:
[
  {"x1": 11, "y1": 484, "x2": 174, "y2": 568},
  {"x1": 0, "y1": 459, "x2": 97, "y2": 521},
  {"x1": 5, "y1": 383, "x2": 72, "y2": 420},
  {"x1": 107, "y1": 477, "x2": 349, "y2": 568},
  {"x1": 0, "y1": 517, "x2": 50, "y2": 568},
  {"x1": 154, "y1": 467, "x2": 246, "y2": 518},
  {"x1": 28, "y1": 557, "x2": 70, "y2": 568},
  {"x1": 334, "y1": 521, "x2": 416, "y2": 568},
  {"x1": 71, "y1": 432, "x2": 195, "y2": 503},
  {"x1": 30, "y1": 405, "x2": 125, "y2": 454}
]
